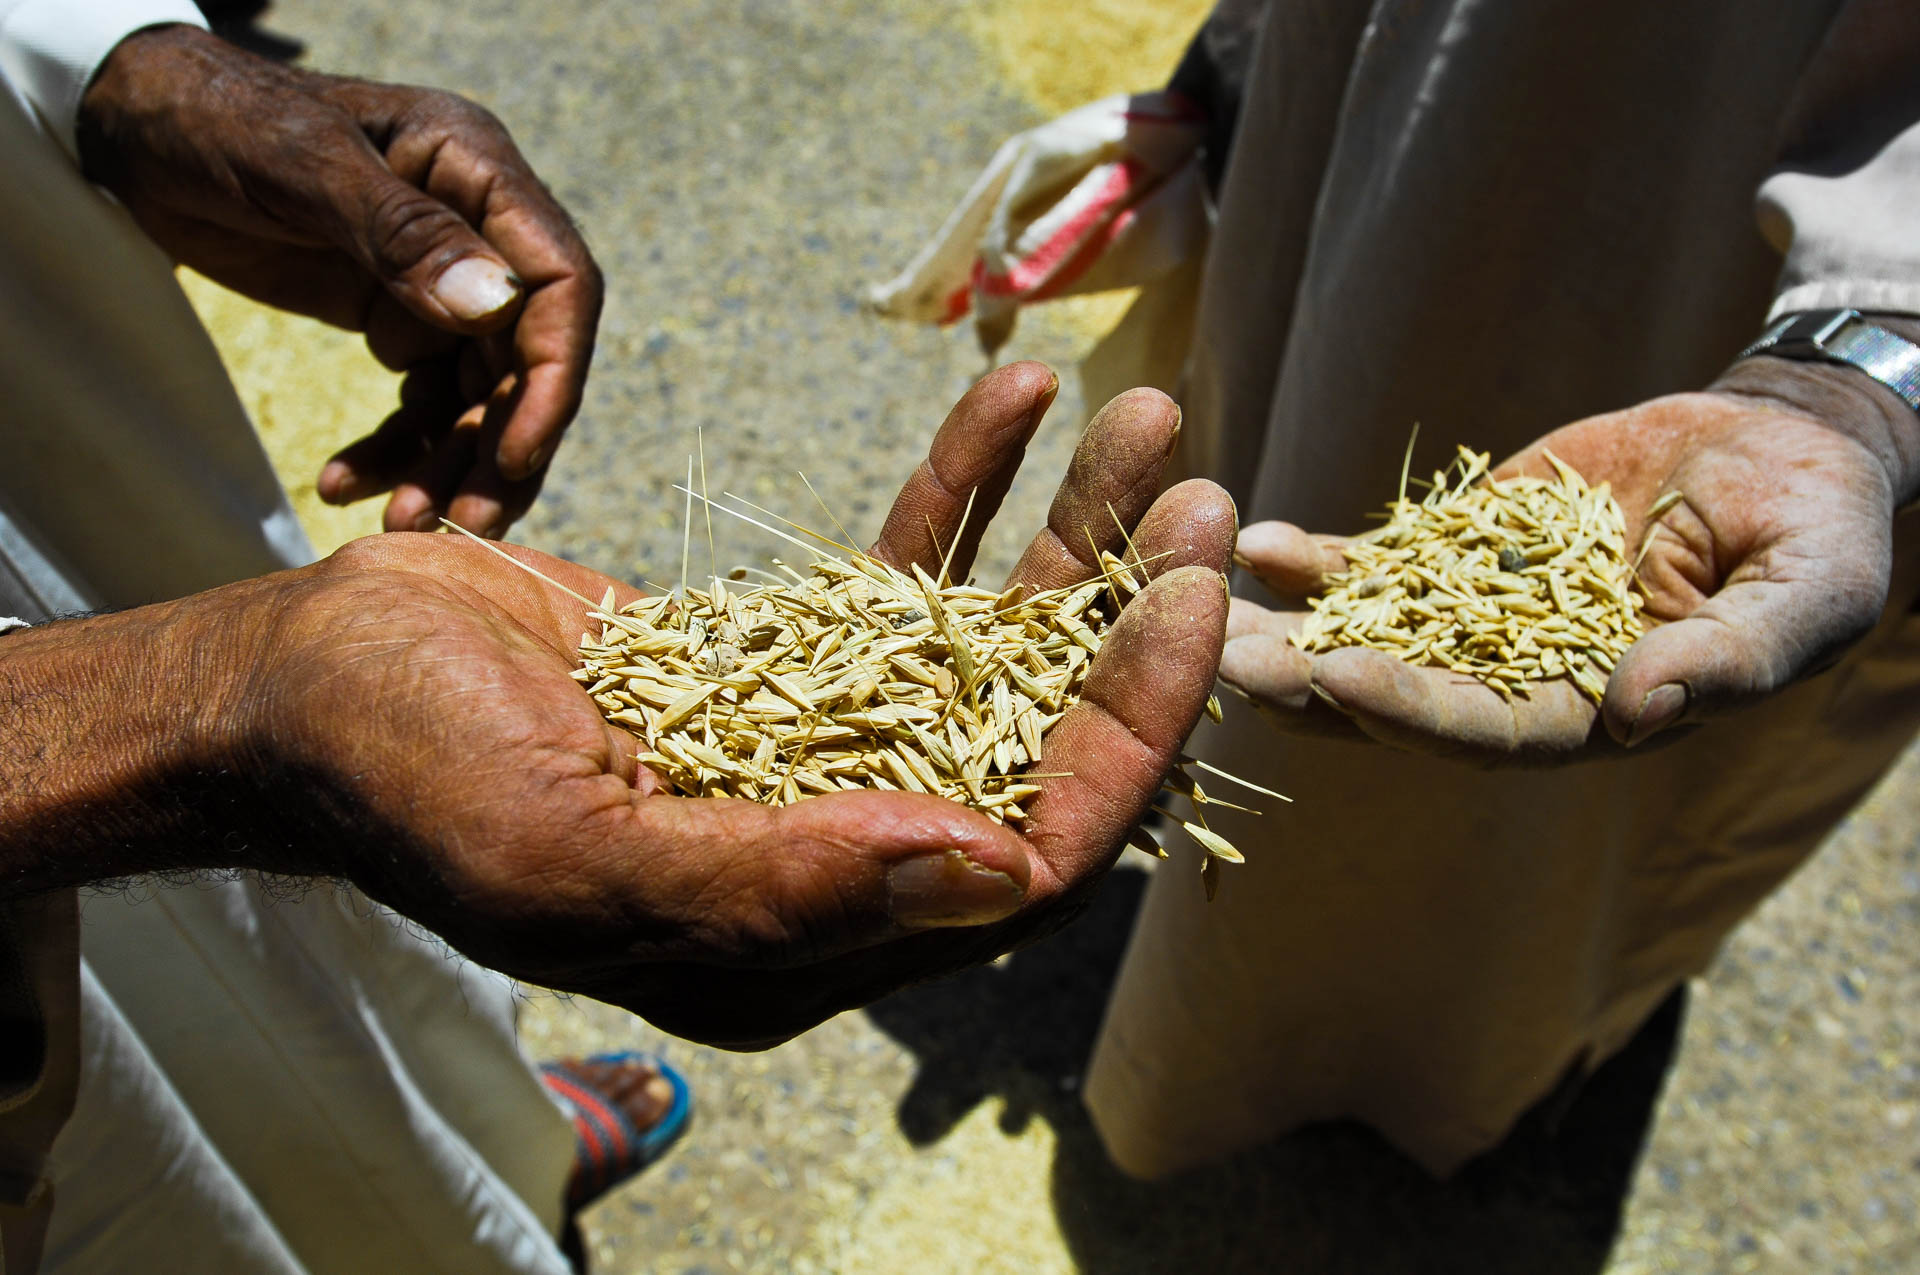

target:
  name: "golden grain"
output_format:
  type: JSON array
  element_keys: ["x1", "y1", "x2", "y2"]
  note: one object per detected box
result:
[
  {"x1": 1290, "y1": 446, "x2": 1645, "y2": 705},
  {"x1": 572, "y1": 527, "x2": 1259, "y2": 885}
]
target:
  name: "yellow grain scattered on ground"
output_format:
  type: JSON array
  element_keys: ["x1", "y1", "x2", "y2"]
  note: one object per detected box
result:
[{"x1": 956, "y1": 0, "x2": 1208, "y2": 116}]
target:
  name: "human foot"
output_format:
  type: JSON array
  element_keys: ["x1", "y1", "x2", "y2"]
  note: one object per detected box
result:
[{"x1": 539, "y1": 1052, "x2": 692, "y2": 1213}]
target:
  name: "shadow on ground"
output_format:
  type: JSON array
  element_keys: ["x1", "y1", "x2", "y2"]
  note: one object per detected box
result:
[{"x1": 864, "y1": 868, "x2": 1686, "y2": 1274}]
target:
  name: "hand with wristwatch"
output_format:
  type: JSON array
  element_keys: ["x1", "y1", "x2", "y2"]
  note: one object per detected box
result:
[{"x1": 1218, "y1": 307, "x2": 1920, "y2": 762}]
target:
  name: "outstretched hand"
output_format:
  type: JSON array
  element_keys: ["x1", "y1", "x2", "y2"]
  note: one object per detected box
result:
[
  {"x1": 79, "y1": 23, "x2": 602, "y2": 538},
  {"x1": 237, "y1": 363, "x2": 1232, "y2": 1046},
  {"x1": 1220, "y1": 361, "x2": 1914, "y2": 765}
]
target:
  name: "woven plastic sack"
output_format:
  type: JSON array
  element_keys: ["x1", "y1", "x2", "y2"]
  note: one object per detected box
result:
[{"x1": 867, "y1": 91, "x2": 1210, "y2": 356}]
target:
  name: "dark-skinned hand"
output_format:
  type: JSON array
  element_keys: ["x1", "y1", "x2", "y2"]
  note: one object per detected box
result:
[
  {"x1": 1218, "y1": 337, "x2": 1920, "y2": 765},
  {"x1": 77, "y1": 22, "x2": 602, "y2": 538},
  {"x1": 0, "y1": 363, "x2": 1234, "y2": 1049}
]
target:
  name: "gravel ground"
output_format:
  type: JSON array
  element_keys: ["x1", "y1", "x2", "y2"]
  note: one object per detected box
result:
[{"x1": 203, "y1": 3, "x2": 1920, "y2": 1271}]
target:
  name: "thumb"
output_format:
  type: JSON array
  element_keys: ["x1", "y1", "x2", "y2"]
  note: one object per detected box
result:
[
  {"x1": 1235, "y1": 521, "x2": 1348, "y2": 598},
  {"x1": 620, "y1": 791, "x2": 1037, "y2": 965},
  {"x1": 311, "y1": 142, "x2": 523, "y2": 331},
  {"x1": 1602, "y1": 575, "x2": 1883, "y2": 747}
]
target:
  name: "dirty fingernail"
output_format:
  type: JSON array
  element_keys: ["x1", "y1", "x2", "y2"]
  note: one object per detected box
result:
[
  {"x1": 1028, "y1": 374, "x2": 1061, "y2": 428},
  {"x1": 1627, "y1": 682, "x2": 1687, "y2": 747},
  {"x1": 433, "y1": 258, "x2": 521, "y2": 322},
  {"x1": 318, "y1": 459, "x2": 352, "y2": 500},
  {"x1": 1308, "y1": 679, "x2": 1347, "y2": 713},
  {"x1": 887, "y1": 850, "x2": 1022, "y2": 929}
]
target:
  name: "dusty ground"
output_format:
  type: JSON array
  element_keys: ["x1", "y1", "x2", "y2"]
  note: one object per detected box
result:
[{"x1": 189, "y1": 3, "x2": 1918, "y2": 1272}]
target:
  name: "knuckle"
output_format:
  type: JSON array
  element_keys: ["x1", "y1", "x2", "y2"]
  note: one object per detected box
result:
[
  {"x1": 364, "y1": 183, "x2": 467, "y2": 276},
  {"x1": 403, "y1": 88, "x2": 502, "y2": 135},
  {"x1": 578, "y1": 252, "x2": 607, "y2": 299}
]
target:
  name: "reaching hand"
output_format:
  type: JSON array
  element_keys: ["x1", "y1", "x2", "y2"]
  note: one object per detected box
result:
[
  {"x1": 1219, "y1": 357, "x2": 1916, "y2": 765},
  {"x1": 73, "y1": 363, "x2": 1227, "y2": 1048},
  {"x1": 78, "y1": 23, "x2": 602, "y2": 538}
]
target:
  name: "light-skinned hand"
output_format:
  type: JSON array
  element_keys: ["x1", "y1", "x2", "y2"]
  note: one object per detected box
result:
[{"x1": 1219, "y1": 341, "x2": 1920, "y2": 765}]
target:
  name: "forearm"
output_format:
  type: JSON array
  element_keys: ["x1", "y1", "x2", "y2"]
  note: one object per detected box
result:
[
  {"x1": 0, "y1": 578, "x2": 315, "y2": 894},
  {"x1": 1710, "y1": 313, "x2": 1920, "y2": 506}
]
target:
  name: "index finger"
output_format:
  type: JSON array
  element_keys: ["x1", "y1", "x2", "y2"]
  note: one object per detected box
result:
[
  {"x1": 1306, "y1": 645, "x2": 1603, "y2": 764},
  {"x1": 1234, "y1": 520, "x2": 1352, "y2": 599},
  {"x1": 868, "y1": 361, "x2": 1061, "y2": 576},
  {"x1": 381, "y1": 108, "x2": 604, "y2": 482}
]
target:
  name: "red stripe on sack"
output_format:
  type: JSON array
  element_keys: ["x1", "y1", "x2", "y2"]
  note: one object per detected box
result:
[
  {"x1": 1028, "y1": 202, "x2": 1138, "y2": 302},
  {"x1": 939, "y1": 281, "x2": 972, "y2": 325},
  {"x1": 975, "y1": 159, "x2": 1143, "y2": 299}
]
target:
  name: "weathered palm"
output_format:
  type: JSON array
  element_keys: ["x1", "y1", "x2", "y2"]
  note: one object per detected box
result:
[{"x1": 1219, "y1": 390, "x2": 1896, "y2": 764}]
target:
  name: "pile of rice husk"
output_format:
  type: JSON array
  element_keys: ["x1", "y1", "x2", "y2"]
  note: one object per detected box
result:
[
  {"x1": 1291, "y1": 445, "x2": 1647, "y2": 703},
  {"x1": 566, "y1": 500, "x2": 1274, "y2": 898}
]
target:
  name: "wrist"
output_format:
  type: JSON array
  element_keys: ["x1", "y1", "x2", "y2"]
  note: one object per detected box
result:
[
  {"x1": 1710, "y1": 312, "x2": 1920, "y2": 505},
  {"x1": 0, "y1": 576, "x2": 322, "y2": 893},
  {"x1": 75, "y1": 22, "x2": 229, "y2": 191}
]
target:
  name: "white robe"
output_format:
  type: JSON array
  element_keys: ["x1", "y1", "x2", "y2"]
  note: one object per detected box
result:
[
  {"x1": 1084, "y1": 0, "x2": 1920, "y2": 1177},
  {"x1": 0, "y1": 5, "x2": 574, "y2": 1269}
]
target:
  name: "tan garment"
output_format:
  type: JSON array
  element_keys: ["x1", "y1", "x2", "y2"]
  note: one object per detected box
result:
[{"x1": 1084, "y1": 0, "x2": 1920, "y2": 1176}]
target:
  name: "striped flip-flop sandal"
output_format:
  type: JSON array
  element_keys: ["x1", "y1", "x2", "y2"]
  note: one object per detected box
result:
[{"x1": 539, "y1": 1051, "x2": 693, "y2": 1213}]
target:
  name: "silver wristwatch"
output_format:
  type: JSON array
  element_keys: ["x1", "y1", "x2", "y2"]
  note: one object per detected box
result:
[{"x1": 1738, "y1": 309, "x2": 1920, "y2": 413}]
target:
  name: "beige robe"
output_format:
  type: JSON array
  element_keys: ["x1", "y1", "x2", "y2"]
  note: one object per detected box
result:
[{"x1": 1084, "y1": 0, "x2": 1920, "y2": 1176}]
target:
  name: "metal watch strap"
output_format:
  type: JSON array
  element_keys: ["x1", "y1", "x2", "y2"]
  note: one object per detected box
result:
[{"x1": 1738, "y1": 309, "x2": 1920, "y2": 413}]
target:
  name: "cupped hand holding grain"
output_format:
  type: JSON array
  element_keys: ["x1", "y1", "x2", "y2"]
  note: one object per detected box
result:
[
  {"x1": 1221, "y1": 350, "x2": 1919, "y2": 765},
  {"x1": 78, "y1": 23, "x2": 601, "y2": 539},
  {"x1": 0, "y1": 364, "x2": 1232, "y2": 1050}
]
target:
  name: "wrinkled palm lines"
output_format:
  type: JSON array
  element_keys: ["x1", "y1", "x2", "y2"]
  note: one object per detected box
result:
[{"x1": 1292, "y1": 446, "x2": 1647, "y2": 704}]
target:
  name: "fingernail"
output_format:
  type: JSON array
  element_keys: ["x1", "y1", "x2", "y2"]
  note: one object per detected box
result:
[
  {"x1": 1309, "y1": 680, "x2": 1345, "y2": 713},
  {"x1": 409, "y1": 509, "x2": 440, "y2": 533},
  {"x1": 1626, "y1": 682, "x2": 1687, "y2": 747},
  {"x1": 522, "y1": 441, "x2": 553, "y2": 474},
  {"x1": 1029, "y1": 374, "x2": 1061, "y2": 428},
  {"x1": 433, "y1": 258, "x2": 521, "y2": 322},
  {"x1": 318, "y1": 460, "x2": 352, "y2": 501},
  {"x1": 887, "y1": 850, "x2": 1022, "y2": 929}
]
